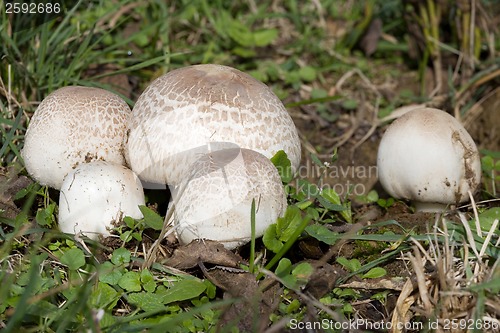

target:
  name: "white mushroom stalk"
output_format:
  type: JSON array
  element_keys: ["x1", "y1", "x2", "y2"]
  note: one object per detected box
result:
[
  {"x1": 22, "y1": 86, "x2": 131, "y2": 189},
  {"x1": 58, "y1": 161, "x2": 145, "y2": 240},
  {"x1": 377, "y1": 108, "x2": 481, "y2": 212},
  {"x1": 173, "y1": 147, "x2": 287, "y2": 250},
  {"x1": 125, "y1": 64, "x2": 301, "y2": 187}
]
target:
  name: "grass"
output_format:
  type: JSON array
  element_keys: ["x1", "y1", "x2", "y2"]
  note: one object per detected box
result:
[{"x1": 1, "y1": 0, "x2": 499, "y2": 332}]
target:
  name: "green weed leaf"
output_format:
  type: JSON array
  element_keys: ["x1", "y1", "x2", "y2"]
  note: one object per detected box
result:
[
  {"x1": 361, "y1": 267, "x2": 387, "y2": 279},
  {"x1": 90, "y1": 282, "x2": 120, "y2": 310},
  {"x1": 35, "y1": 203, "x2": 56, "y2": 227},
  {"x1": 128, "y1": 292, "x2": 165, "y2": 312},
  {"x1": 111, "y1": 248, "x2": 131, "y2": 266},
  {"x1": 60, "y1": 248, "x2": 85, "y2": 271},
  {"x1": 162, "y1": 279, "x2": 206, "y2": 304},
  {"x1": 139, "y1": 205, "x2": 164, "y2": 230},
  {"x1": 336, "y1": 257, "x2": 361, "y2": 273},
  {"x1": 141, "y1": 269, "x2": 156, "y2": 293},
  {"x1": 253, "y1": 28, "x2": 278, "y2": 47},
  {"x1": 118, "y1": 271, "x2": 142, "y2": 292},
  {"x1": 99, "y1": 262, "x2": 123, "y2": 286},
  {"x1": 271, "y1": 150, "x2": 293, "y2": 183},
  {"x1": 305, "y1": 224, "x2": 340, "y2": 245}
]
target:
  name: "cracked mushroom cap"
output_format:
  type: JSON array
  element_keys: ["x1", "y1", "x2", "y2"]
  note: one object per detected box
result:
[
  {"x1": 173, "y1": 148, "x2": 287, "y2": 250},
  {"x1": 58, "y1": 161, "x2": 145, "y2": 240},
  {"x1": 22, "y1": 86, "x2": 131, "y2": 189},
  {"x1": 377, "y1": 108, "x2": 481, "y2": 212},
  {"x1": 125, "y1": 64, "x2": 301, "y2": 186}
]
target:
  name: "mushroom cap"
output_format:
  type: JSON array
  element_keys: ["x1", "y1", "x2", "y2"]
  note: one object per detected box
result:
[
  {"x1": 377, "y1": 108, "x2": 481, "y2": 210},
  {"x1": 22, "y1": 86, "x2": 131, "y2": 189},
  {"x1": 173, "y1": 148, "x2": 287, "y2": 249},
  {"x1": 58, "y1": 161, "x2": 145, "y2": 240},
  {"x1": 125, "y1": 64, "x2": 301, "y2": 186}
]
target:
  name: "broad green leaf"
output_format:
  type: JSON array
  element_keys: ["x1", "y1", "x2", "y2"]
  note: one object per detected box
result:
[
  {"x1": 296, "y1": 200, "x2": 313, "y2": 210},
  {"x1": 305, "y1": 224, "x2": 340, "y2": 245},
  {"x1": 128, "y1": 292, "x2": 164, "y2": 312},
  {"x1": 118, "y1": 271, "x2": 142, "y2": 292},
  {"x1": 141, "y1": 269, "x2": 156, "y2": 293},
  {"x1": 35, "y1": 203, "x2": 56, "y2": 227},
  {"x1": 342, "y1": 99, "x2": 358, "y2": 110},
  {"x1": 275, "y1": 258, "x2": 292, "y2": 278},
  {"x1": 111, "y1": 248, "x2": 131, "y2": 266},
  {"x1": 99, "y1": 261, "x2": 123, "y2": 286},
  {"x1": 317, "y1": 195, "x2": 345, "y2": 211},
  {"x1": 90, "y1": 282, "x2": 120, "y2": 310},
  {"x1": 60, "y1": 248, "x2": 85, "y2": 271},
  {"x1": 226, "y1": 20, "x2": 254, "y2": 47},
  {"x1": 292, "y1": 262, "x2": 314, "y2": 285},
  {"x1": 270, "y1": 150, "x2": 293, "y2": 183},
  {"x1": 296, "y1": 179, "x2": 320, "y2": 198},
  {"x1": 298, "y1": 66, "x2": 317, "y2": 82},
  {"x1": 361, "y1": 267, "x2": 387, "y2": 279},
  {"x1": 481, "y1": 155, "x2": 494, "y2": 171},
  {"x1": 366, "y1": 190, "x2": 379, "y2": 203},
  {"x1": 470, "y1": 207, "x2": 500, "y2": 234},
  {"x1": 371, "y1": 290, "x2": 390, "y2": 302},
  {"x1": 336, "y1": 257, "x2": 361, "y2": 273},
  {"x1": 139, "y1": 205, "x2": 164, "y2": 230},
  {"x1": 253, "y1": 28, "x2": 278, "y2": 47},
  {"x1": 262, "y1": 225, "x2": 283, "y2": 253},
  {"x1": 278, "y1": 205, "x2": 304, "y2": 242},
  {"x1": 123, "y1": 216, "x2": 136, "y2": 228},
  {"x1": 162, "y1": 279, "x2": 206, "y2": 304}
]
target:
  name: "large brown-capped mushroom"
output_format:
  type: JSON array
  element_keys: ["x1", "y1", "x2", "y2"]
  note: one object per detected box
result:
[
  {"x1": 125, "y1": 64, "x2": 301, "y2": 187},
  {"x1": 22, "y1": 86, "x2": 131, "y2": 189}
]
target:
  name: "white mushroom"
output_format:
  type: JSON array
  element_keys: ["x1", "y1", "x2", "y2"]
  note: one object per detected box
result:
[
  {"x1": 173, "y1": 148, "x2": 286, "y2": 249},
  {"x1": 22, "y1": 86, "x2": 131, "y2": 189},
  {"x1": 58, "y1": 161, "x2": 145, "y2": 240},
  {"x1": 125, "y1": 64, "x2": 301, "y2": 187},
  {"x1": 377, "y1": 108, "x2": 481, "y2": 212}
]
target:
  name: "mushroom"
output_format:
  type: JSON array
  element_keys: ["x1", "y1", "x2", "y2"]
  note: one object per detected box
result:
[
  {"x1": 125, "y1": 64, "x2": 301, "y2": 187},
  {"x1": 377, "y1": 108, "x2": 481, "y2": 212},
  {"x1": 172, "y1": 148, "x2": 286, "y2": 249},
  {"x1": 22, "y1": 86, "x2": 131, "y2": 189},
  {"x1": 58, "y1": 161, "x2": 145, "y2": 240}
]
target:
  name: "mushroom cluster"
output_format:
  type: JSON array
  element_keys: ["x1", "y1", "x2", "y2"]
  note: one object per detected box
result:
[
  {"x1": 377, "y1": 108, "x2": 481, "y2": 212},
  {"x1": 23, "y1": 86, "x2": 145, "y2": 239},
  {"x1": 23, "y1": 64, "x2": 301, "y2": 247}
]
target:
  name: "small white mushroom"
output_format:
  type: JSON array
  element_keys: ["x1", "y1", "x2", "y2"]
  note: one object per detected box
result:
[
  {"x1": 58, "y1": 161, "x2": 145, "y2": 240},
  {"x1": 173, "y1": 148, "x2": 286, "y2": 249},
  {"x1": 22, "y1": 86, "x2": 131, "y2": 189},
  {"x1": 377, "y1": 108, "x2": 481, "y2": 212},
  {"x1": 125, "y1": 64, "x2": 301, "y2": 187}
]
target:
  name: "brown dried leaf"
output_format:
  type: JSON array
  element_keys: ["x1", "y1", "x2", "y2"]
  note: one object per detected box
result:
[
  {"x1": 360, "y1": 18, "x2": 382, "y2": 56},
  {"x1": 162, "y1": 240, "x2": 242, "y2": 270}
]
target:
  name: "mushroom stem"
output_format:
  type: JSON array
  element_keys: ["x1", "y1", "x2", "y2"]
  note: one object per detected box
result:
[{"x1": 413, "y1": 201, "x2": 449, "y2": 213}]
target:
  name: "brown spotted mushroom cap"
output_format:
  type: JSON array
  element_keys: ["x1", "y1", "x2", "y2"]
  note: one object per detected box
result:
[
  {"x1": 125, "y1": 64, "x2": 301, "y2": 186},
  {"x1": 173, "y1": 148, "x2": 287, "y2": 249},
  {"x1": 22, "y1": 86, "x2": 131, "y2": 189}
]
